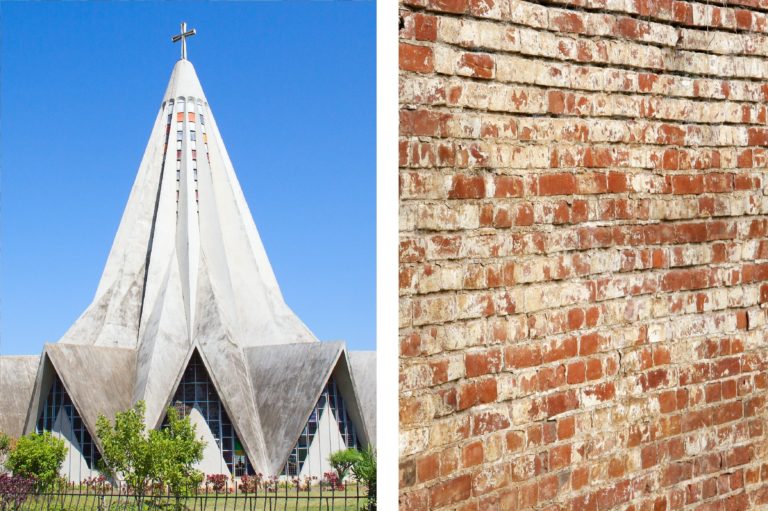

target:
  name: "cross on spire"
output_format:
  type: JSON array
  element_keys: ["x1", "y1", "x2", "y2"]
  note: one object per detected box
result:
[{"x1": 172, "y1": 22, "x2": 196, "y2": 61}]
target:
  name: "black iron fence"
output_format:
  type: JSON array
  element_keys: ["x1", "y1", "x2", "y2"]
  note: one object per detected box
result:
[{"x1": 3, "y1": 484, "x2": 372, "y2": 511}]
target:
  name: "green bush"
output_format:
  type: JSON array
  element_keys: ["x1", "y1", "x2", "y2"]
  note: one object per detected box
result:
[
  {"x1": 96, "y1": 401, "x2": 204, "y2": 511},
  {"x1": 328, "y1": 448, "x2": 361, "y2": 481},
  {"x1": 96, "y1": 401, "x2": 156, "y2": 502},
  {"x1": 154, "y1": 407, "x2": 204, "y2": 500},
  {"x1": 350, "y1": 447, "x2": 376, "y2": 511},
  {"x1": 6, "y1": 431, "x2": 66, "y2": 491}
]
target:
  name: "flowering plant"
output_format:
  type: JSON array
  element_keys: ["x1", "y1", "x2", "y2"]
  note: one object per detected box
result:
[
  {"x1": 82, "y1": 475, "x2": 112, "y2": 495},
  {"x1": 238, "y1": 473, "x2": 263, "y2": 493},
  {"x1": 205, "y1": 474, "x2": 228, "y2": 493},
  {"x1": 0, "y1": 474, "x2": 36, "y2": 511},
  {"x1": 321, "y1": 471, "x2": 344, "y2": 491},
  {"x1": 263, "y1": 475, "x2": 279, "y2": 493},
  {"x1": 291, "y1": 475, "x2": 315, "y2": 492}
]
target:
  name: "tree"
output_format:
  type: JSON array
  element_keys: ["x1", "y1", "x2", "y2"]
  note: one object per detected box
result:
[
  {"x1": 154, "y1": 407, "x2": 204, "y2": 507},
  {"x1": 96, "y1": 401, "x2": 158, "y2": 511},
  {"x1": 5, "y1": 432, "x2": 66, "y2": 491},
  {"x1": 328, "y1": 448, "x2": 361, "y2": 482},
  {"x1": 96, "y1": 401, "x2": 205, "y2": 511},
  {"x1": 350, "y1": 447, "x2": 376, "y2": 511}
]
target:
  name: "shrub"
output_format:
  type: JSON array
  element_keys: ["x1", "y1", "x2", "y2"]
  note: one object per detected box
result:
[
  {"x1": 238, "y1": 473, "x2": 262, "y2": 493},
  {"x1": 205, "y1": 474, "x2": 228, "y2": 493},
  {"x1": 154, "y1": 407, "x2": 204, "y2": 499},
  {"x1": 97, "y1": 401, "x2": 204, "y2": 510},
  {"x1": 328, "y1": 448, "x2": 361, "y2": 482},
  {"x1": 96, "y1": 401, "x2": 155, "y2": 506},
  {"x1": 290, "y1": 475, "x2": 314, "y2": 492},
  {"x1": 262, "y1": 475, "x2": 279, "y2": 493},
  {"x1": 320, "y1": 471, "x2": 343, "y2": 491},
  {"x1": 6, "y1": 432, "x2": 66, "y2": 491},
  {"x1": 0, "y1": 473, "x2": 36, "y2": 510},
  {"x1": 350, "y1": 447, "x2": 376, "y2": 510},
  {"x1": 82, "y1": 475, "x2": 111, "y2": 495}
]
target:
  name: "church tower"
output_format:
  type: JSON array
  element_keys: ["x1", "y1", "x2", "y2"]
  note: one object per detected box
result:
[{"x1": 0, "y1": 24, "x2": 376, "y2": 482}]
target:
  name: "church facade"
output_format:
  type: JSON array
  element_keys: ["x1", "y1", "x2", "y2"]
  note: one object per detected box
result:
[{"x1": 0, "y1": 33, "x2": 376, "y2": 483}]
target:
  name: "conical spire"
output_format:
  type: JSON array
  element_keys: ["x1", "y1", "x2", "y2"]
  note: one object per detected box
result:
[{"x1": 59, "y1": 59, "x2": 318, "y2": 350}]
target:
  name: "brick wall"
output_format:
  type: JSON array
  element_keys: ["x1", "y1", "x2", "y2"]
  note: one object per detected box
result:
[{"x1": 399, "y1": 0, "x2": 768, "y2": 509}]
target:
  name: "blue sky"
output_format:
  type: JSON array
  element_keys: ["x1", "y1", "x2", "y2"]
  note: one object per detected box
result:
[{"x1": 0, "y1": 2, "x2": 376, "y2": 354}]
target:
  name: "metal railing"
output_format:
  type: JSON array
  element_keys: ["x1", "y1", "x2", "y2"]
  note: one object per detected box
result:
[{"x1": 4, "y1": 483, "x2": 372, "y2": 511}]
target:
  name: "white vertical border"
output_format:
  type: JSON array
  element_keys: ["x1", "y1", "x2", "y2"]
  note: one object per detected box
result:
[{"x1": 377, "y1": 0, "x2": 398, "y2": 507}]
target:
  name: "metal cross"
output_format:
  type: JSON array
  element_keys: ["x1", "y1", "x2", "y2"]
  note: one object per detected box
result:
[{"x1": 172, "y1": 22, "x2": 196, "y2": 61}]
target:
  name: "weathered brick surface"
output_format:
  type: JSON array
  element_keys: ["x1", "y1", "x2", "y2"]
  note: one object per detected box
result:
[{"x1": 399, "y1": 1, "x2": 768, "y2": 508}]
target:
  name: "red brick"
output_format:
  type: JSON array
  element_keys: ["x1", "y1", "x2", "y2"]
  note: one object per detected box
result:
[
  {"x1": 472, "y1": 410, "x2": 510, "y2": 435},
  {"x1": 429, "y1": 474, "x2": 472, "y2": 507},
  {"x1": 416, "y1": 453, "x2": 440, "y2": 482},
  {"x1": 413, "y1": 13, "x2": 437, "y2": 41},
  {"x1": 476, "y1": 379, "x2": 496, "y2": 404},
  {"x1": 725, "y1": 445, "x2": 753, "y2": 468},
  {"x1": 538, "y1": 173, "x2": 577, "y2": 196},
  {"x1": 506, "y1": 431, "x2": 524, "y2": 452},
  {"x1": 494, "y1": 175, "x2": 523, "y2": 197},
  {"x1": 448, "y1": 174, "x2": 485, "y2": 199},
  {"x1": 548, "y1": 90, "x2": 565, "y2": 114},
  {"x1": 458, "y1": 53, "x2": 494, "y2": 79},
  {"x1": 567, "y1": 360, "x2": 586, "y2": 384},
  {"x1": 400, "y1": 43, "x2": 433, "y2": 73},
  {"x1": 546, "y1": 390, "x2": 579, "y2": 417},
  {"x1": 671, "y1": 174, "x2": 704, "y2": 195},
  {"x1": 461, "y1": 441, "x2": 483, "y2": 468},
  {"x1": 427, "y1": 0, "x2": 468, "y2": 14},
  {"x1": 551, "y1": 11, "x2": 585, "y2": 33},
  {"x1": 506, "y1": 344, "x2": 542, "y2": 369},
  {"x1": 465, "y1": 348, "x2": 501, "y2": 377},
  {"x1": 579, "y1": 332, "x2": 601, "y2": 355},
  {"x1": 549, "y1": 444, "x2": 571, "y2": 471}
]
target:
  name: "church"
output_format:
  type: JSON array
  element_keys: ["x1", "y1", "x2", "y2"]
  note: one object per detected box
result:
[{"x1": 0, "y1": 24, "x2": 376, "y2": 483}]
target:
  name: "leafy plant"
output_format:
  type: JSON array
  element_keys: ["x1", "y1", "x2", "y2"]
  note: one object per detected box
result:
[
  {"x1": 290, "y1": 475, "x2": 314, "y2": 492},
  {"x1": 6, "y1": 431, "x2": 66, "y2": 491},
  {"x1": 96, "y1": 401, "x2": 206, "y2": 511},
  {"x1": 96, "y1": 401, "x2": 157, "y2": 511},
  {"x1": 238, "y1": 473, "x2": 262, "y2": 493},
  {"x1": 82, "y1": 475, "x2": 112, "y2": 495},
  {"x1": 262, "y1": 475, "x2": 279, "y2": 493},
  {"x1": 328, "y1": 448, "x2": 361, "y2": 482},
  {"x1": 154, "y1": 407, "x2": 204, "y2": 504},
  {"x1": 205, "y1": 474, "x2": 228, "y2": 493},
  {"x1": 320, "y1": 471, "x2": 343, "y2": 491},
  {"x1": 0, "y1": 473, "x2": 36, "y2": 511},
  {"x1": 350, "y1": 447, "x2": 376, "y2": 511}
]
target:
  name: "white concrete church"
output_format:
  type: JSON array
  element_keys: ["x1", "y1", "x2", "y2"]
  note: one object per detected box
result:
[{"x1": 0, "y1": 25, "x2": 376, "y2": 483}]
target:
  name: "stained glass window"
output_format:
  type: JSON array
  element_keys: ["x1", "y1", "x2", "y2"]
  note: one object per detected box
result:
[
  {"x1": 164, "y1": 351, "x2": 253, "y2": 477},
  {"x1": 283, "y1": 377, "x2": 361, "y2": 476},
  {"x1": 36, "y1": 373, "x2": 100, "y2": 470}
]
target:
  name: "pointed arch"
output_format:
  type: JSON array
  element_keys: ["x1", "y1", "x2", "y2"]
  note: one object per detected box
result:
[
  {"x1": 282, "y1": 376, "x2": 362, "y2": 477},
  {"x1": 162, "y1": 349, "x2": 254, "y2": 477},
  {"x1": 36, "y1": 372, "x2": 101, "y2": 480}
]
